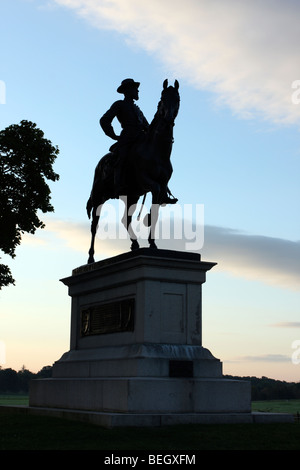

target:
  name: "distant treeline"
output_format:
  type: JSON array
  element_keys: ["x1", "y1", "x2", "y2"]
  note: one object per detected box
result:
[
  {"x1": 0, "y1": 366, "x2": 52, "y2": 393},
  {"x1": 0, "y1": 366, "x2": 299, "y2": 400},
  {"x1": 226, "y1": 375, "x2": 300, "y2": 401}
]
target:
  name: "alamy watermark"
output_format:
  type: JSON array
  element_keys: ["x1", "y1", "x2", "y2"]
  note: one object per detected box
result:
[
  {"x1": 292, "y1": 340, "x2": 300, "y2": 365},
  {"x1": 0, "y1": 80, "x2": 6, "y2": 104},
  {"x1": 96, "y1": 199, "x2": 205, "y2": 251},
  {"x1": 291, "y1": 80, "x2": 300, "y2": 104}
]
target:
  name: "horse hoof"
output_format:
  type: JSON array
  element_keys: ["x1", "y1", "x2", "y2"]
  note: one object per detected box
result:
[
  {"x1": 88, "y1": 257, "x2": 95, "y2": 264},
  {"x1": 149, "y1": 242, "x2": 158, "y2": 249},
  {"x1": 131, "y1": 240, "x2": 139, "y2": 251}
]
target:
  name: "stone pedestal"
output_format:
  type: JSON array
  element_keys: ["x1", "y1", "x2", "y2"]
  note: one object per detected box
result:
[{"x1": 29, "y1": 249, "x2": 252, "y2": 426}]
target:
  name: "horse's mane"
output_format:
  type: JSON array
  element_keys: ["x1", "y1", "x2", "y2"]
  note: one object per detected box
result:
[
  {"x1": 148, "y1": 106, "x2": 161, "y2": 133},
  {"x1": 148, "y1": 86, "x2": 180, "y2": 134}
]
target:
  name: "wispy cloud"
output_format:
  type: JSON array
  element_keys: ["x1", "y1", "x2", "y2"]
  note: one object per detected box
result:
[
  {"x1": 33, "y1": 215, "x2": 300, "y2": 291},
  {"x1": 270, "y1": 322, "x2": 300, "y2": 328},
  {"x1": 230, "y1": 354, "x2": 291, "y2": 363},
  {"x1": 202, "y1": 226, "x2": 300, "y2": 291},
  {"x1": 53, "y1": 0, "x2": 300, "y2": 125}
]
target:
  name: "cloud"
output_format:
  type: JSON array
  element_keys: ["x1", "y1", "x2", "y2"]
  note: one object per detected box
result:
[
  {"x1": 38, "y1": 213, "x2": 300, "y2": 291},
  {"x1": 41, "y1": 216, "x2": 129, "y2": 258},
  {"x1": 202, "y1": 226, "x2": 300, "y2": 291},
  {"x1": 231, "y1": 354, "x2": 291, "y2": 363},
  {"x1": 53, "y1": 0, "x2": 300, "y2": 125},
  {"x1": 270, "y1": 322, "x2": 300, "y2": 328}
]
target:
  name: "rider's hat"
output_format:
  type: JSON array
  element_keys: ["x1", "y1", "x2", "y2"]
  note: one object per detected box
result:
[{"x1": 117, "y1": 78, "x2": 140, "y2": 94}]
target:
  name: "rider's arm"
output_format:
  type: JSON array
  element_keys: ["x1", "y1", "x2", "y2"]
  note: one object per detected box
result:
[{"x1": 99, "y1": 101, "x2": 121, "y2": 140}]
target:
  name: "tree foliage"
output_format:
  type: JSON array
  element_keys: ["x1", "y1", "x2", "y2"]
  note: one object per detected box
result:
[
  {"x1": 0, "y1": 120, "x2": 59, "y2": 288},
  {"x1": 0, "y1": 366, "x2": 52, "y2": 393},
  {"x1": 226, "y1": 375, "x2": 300, "y2": 400}
]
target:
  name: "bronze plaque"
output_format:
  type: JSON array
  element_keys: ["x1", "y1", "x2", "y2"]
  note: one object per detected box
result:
[{"x1": 80, "y1": 298, "x2": 135, "y2": 336}]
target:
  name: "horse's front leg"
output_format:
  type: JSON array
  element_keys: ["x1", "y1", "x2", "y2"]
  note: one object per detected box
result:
[{"x1": 148, "y1": 190, "x2": 160, "y2": 249}]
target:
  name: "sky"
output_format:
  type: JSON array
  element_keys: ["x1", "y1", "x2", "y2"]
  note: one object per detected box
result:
[{"x1": 0, "y1": 0, "x2": 299, "y2": 382}]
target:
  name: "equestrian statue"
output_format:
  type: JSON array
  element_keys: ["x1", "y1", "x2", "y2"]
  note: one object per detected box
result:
[{"x1": 86, "y1": 78, "x2": 180, "y2": 264}]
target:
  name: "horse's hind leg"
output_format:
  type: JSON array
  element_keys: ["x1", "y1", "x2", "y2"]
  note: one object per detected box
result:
[
  {"x1": 88, "y1": 206, "x2": 100, "y2": 264},
  {"x1": 120, "y1": 196, "x2": 139, "y2": 250}
]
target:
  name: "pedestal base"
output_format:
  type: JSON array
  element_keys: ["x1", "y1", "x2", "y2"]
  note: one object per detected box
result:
[
  {"x1": 29, "y1": 376, "x2": 251, "y2": 414},
  {"x1": 30, "y1": 249, "x2": 255, "y2": 426}
]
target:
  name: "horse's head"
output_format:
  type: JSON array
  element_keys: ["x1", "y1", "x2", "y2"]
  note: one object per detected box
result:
[{"x1": 158, "y1": 79, "x2": 180, "y2": 124}]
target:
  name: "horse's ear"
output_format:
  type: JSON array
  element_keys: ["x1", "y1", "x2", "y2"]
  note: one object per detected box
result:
[
  {"x1": 163, "y1": 79, "x2": 168, "y2": 89},
  {"x1": 174, "y1": 80, "x2": 179, "y2": 90}
]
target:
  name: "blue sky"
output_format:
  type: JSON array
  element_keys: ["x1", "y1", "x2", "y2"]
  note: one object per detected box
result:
[{"x1": 1, "y1": 0, "x2": 299, "y2": 381}]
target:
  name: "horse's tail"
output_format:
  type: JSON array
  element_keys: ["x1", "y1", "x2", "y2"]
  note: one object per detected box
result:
[
  {"x1": 86, "y1": 153, "x2": 114, "y2": 219},
  {"x1": 86, "y1": 196, "x2": 93, "y2": 219}
]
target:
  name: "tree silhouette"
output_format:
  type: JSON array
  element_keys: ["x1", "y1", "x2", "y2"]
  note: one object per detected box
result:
[{"x1": 0, "y1": 120, "x2": 59, "y2": 288}]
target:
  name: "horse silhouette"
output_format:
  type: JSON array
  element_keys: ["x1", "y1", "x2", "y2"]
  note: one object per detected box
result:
[{"x1": 86, "y1": 79, "x2": 180, "y2": 264}]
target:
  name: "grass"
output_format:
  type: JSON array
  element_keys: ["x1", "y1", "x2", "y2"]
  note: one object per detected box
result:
[
  {"x1": 0, "y1": 395, "x2": 299, "y2": 450},
  {"x1": 252, "y1": 399, "x2": 300, "y2": 415},
  {"x1": 0, "y1": 394, "x2": 29, "y2": 406},
  {"x1": 0, "y1": 412, "x2": 299, "y2": 450}
]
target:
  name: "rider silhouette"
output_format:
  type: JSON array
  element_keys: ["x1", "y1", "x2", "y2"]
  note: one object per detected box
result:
[
  {"x1": 100, "y1": 78, "x2": 177, "y2": 204},
  {"x1": 100, "y1": 79, "x2": 149, "y2": 195}
]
